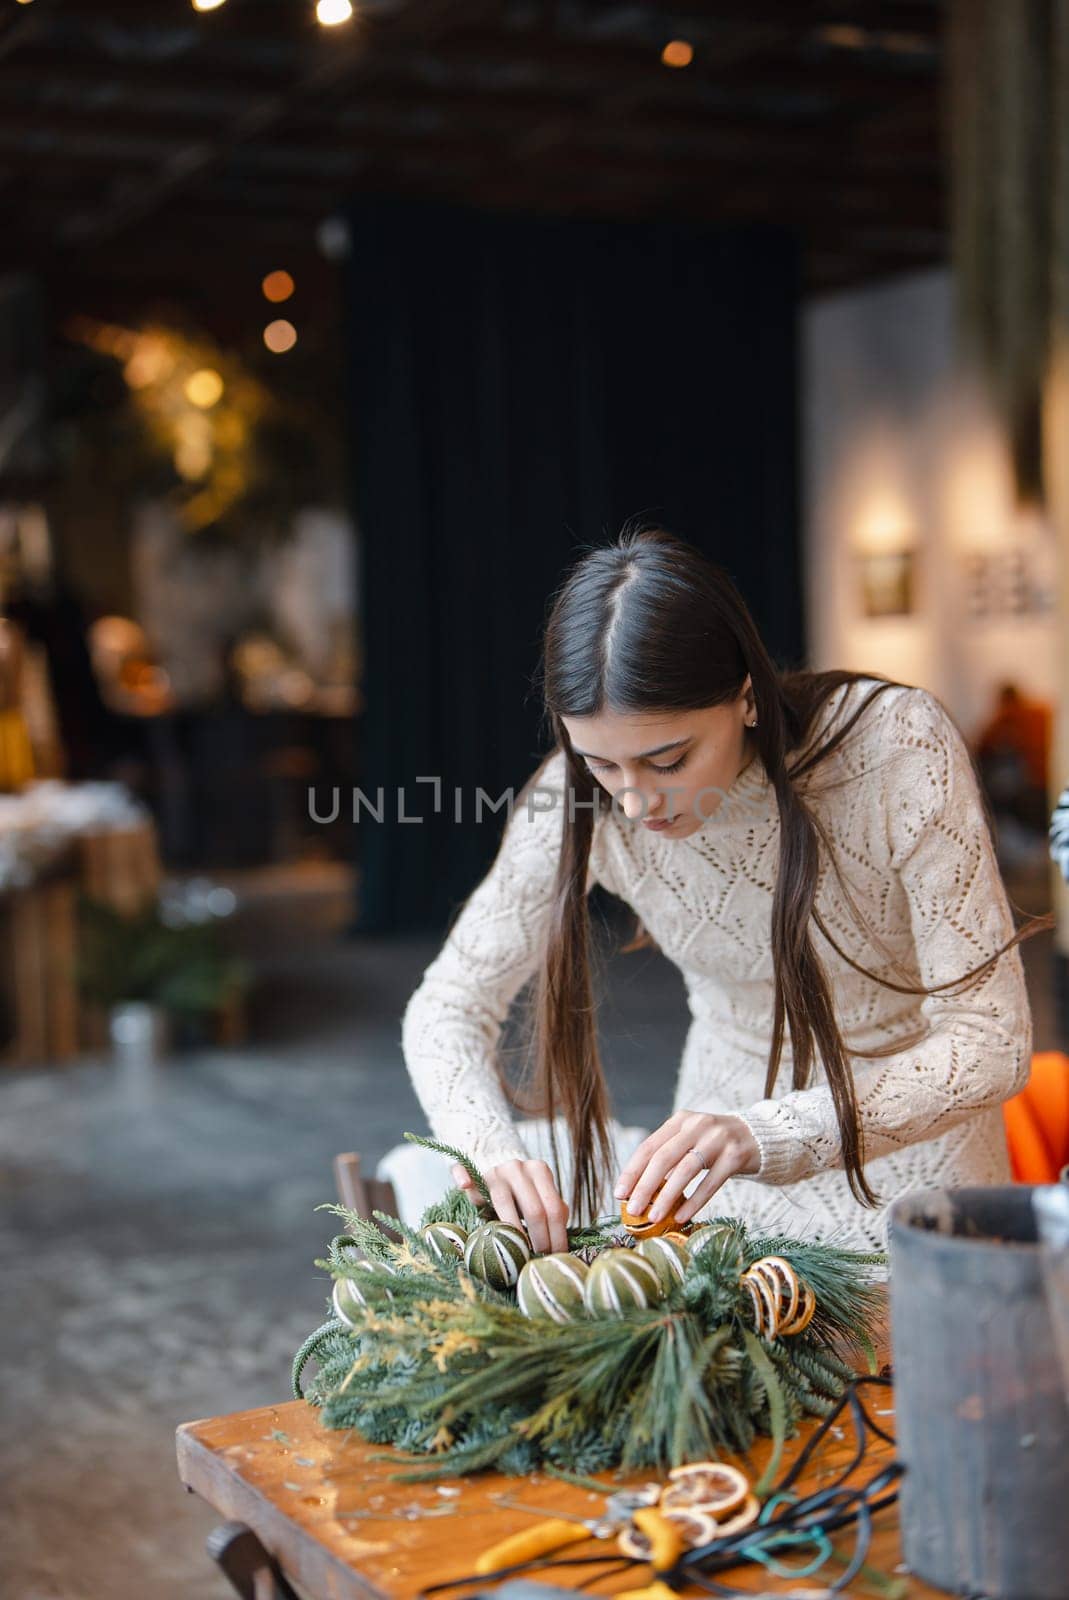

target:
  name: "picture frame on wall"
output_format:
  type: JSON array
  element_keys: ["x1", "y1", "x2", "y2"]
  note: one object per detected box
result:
[{"x1": 858, "y1": 549, "x2": 915, "y2": 618}]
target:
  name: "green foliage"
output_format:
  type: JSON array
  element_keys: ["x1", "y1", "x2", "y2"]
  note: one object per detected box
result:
[
  {"x1": 418, "y1": 1186, "x2": 484, "y2": 1230},
  {"x1": 77, "y1": 896, "x2": 245, "y2": 1016},
  {"x1": 294, "y1": 1143, "x2": 886, "y2": 1481},
  {"x1": 405, "y1": 1134, "x2": 624, "y2": 1252},
  {"x1": 403, "y1": 1132, "x2": 493, "y2": 1207}
]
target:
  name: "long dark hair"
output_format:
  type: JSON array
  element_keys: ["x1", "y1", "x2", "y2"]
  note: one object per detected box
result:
[{"x1": 522, "y1": 524, "x2": 1046, "y2": 1219}]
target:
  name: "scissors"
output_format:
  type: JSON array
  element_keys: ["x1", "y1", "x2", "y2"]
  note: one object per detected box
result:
[{"x1": 473, "y1": 1484, "x2": 661, "y2": 1575}]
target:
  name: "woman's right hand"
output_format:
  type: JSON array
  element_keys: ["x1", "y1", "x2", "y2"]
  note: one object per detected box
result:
[{"x1": 451, "y1": 1159, "x2": 570, "y2": 1254}]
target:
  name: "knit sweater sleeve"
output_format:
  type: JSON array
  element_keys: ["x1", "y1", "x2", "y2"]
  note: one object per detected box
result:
[
  {"x1": 400, "y1": 750, "x2": 582, "y2": 1170},
  {"x1": 739, "y1": 688, "x2": 1033, "y2": 1186}
]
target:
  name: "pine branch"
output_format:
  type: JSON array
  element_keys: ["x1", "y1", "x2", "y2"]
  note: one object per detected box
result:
[
  {"x1": 292, "y1": 1319, "x2": 348, "y2": 1399},
  {"x1": 419, "y1": 1186, "x2": 483, "y2": 1230},
  {"x1": 403, "y1": 1132, "x2": 493, "y2": 1207},
  {"x1": 741, "y1": 1327, "x2": 789, "y2": 1495},
  {"x1": 313, "y1": 1204, "x2": 396, "y2": 1263}
]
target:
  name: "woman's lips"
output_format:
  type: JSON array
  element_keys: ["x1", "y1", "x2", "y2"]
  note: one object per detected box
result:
[{"x1": 643, "y1": 816, "x2": 676, "y2": 831}]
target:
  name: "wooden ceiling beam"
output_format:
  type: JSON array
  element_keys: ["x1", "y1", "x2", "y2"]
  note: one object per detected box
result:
[
  {"x1": 52, "y1": 0, "x2": 507, "y2": 248},
  {"x1": 0, "y1": 1, "x2": 943, "y2": 292},
  {"x1": 3, "y1": 141, "x2": 942, "y2": 232},
  {"x1": 0, "y1": 82, "x2": 942, "y2": 179},
  {"x1": 0, "y1": 58, "x2": 933, "y2": 134},
  {"x1": 1, "y1": 23, "x2": 939, "y2": 104},
  {"x1": 0, "y1": 49, "x2": 302, "y2": 100},
  {"x1": 547, "y1": 1, "x2": 940, "y2": 32},
  {"x1": 45, "y1": 0, "x2": 940, "y2": 35},
  {"x1": 0, "y1": 95, "x2": 943, "y2": 184},
  {"x1": 419, "y1": 28, "x2": 938, "y2": 92}
]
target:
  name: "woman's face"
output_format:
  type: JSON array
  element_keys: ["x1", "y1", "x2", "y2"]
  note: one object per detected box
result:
[{"x1": 560, "y1": 678, "x2": 755, "y2": 840}]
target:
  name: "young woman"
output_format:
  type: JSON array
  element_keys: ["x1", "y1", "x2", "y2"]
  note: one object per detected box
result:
[{"x1": 401, "y1": 526, "x2": 1038, "y2": 1255}]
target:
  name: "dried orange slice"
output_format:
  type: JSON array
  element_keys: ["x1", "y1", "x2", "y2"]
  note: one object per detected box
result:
[
  {"x1": 661, "y1": 1507, "x2": 720, "y2": 1548},
  {"x1": 618, "y1": 1508, "x2": 693, "y2": 1562},
  {"x1": 617, "y1": 1524, "x2": 653, "y2": 1561},
  {"x1": 779, "y1": 1278, "x2": 816, "y2": 1336},
  {"x1": 660, "y1": 1461, "x2": 750, "y2": 1516},
  {"x1": 741, "y1": 1274, "x2": 764, "y2": 1332},
  {"x1": 748, "y1": 1255, "x2": 800, "y2": 1329},
  {"x1": 620, "y1": 1186, "x2": 681, "y2": 1239},
  {"x1": 711, "y1": 1493, "x2": 760, "y2": 1536},
  {"x1": 744, "y1": 1267, "x2": 780, "y2": 1338}
]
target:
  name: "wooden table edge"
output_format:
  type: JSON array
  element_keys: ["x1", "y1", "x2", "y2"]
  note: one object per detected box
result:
[{"x1": 176, "y1": 1418, "x2": 392, "y2": 1600}]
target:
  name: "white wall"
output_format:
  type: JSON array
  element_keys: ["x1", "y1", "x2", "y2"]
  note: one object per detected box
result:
[{"x1": 803, "y1": 268, "x2": 1060, "y2": 738}]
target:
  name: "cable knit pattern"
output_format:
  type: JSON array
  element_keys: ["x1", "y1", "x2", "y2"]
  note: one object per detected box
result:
[{"x1": 401, "y1": 682, "x2": 1032, "y2": 1248}]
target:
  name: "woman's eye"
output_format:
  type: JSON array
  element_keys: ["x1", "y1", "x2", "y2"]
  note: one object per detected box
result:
[{"x1": 584, "y1": 754, "x2": 688, "y2": 775}]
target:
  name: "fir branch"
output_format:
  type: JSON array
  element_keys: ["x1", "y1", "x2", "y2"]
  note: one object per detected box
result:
[
  {"x1": 292, "y1": 1319, "x2": 348, "y2": 1399},
  {"x1": 419, "y1": 1187, "x2": 483, "y2": 1230},
  {"x1": 374, "y1": 1209, "x2": 431, "y2": 1257},
  {"x1": 313, "y1": 1204, "x2": 396, "y2": 1263},
  {"x1": 403, "y1": 1133, "x2": 493, "y2": 1206},
  {"x1": 565, "y1": 1218, "x2": 623, "y2": 1253}
]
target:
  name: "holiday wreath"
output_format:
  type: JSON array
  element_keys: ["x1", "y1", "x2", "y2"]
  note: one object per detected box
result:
[{"x1": 293, "y1": 1136, "x2": 885, "y2": 1486}]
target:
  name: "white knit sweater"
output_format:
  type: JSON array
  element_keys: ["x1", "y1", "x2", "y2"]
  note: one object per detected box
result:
[{"x1": 401, "y1": 682, "x2": 1032, "y2": 1250}]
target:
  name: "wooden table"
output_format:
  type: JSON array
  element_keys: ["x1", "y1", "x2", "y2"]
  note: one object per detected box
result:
[{"x1": 177, "y1": 1391, "x2": 947, "y2": 1600}]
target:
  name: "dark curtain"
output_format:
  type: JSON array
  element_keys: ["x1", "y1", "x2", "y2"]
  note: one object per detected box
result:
[{"x1": 346, "y1": 199, "x2": 801, "y2": 933}]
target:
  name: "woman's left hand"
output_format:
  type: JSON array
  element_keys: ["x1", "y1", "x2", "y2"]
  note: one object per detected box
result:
[{"x1": 614, "y1": 1111, "x2": 761, "y2": 1226}]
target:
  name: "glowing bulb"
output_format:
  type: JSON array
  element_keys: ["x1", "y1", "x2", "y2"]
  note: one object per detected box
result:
[
  {"x1": 821, "y1": 25, "x2": 866, "y2": 49},
  {"x1": 123, "y1": 336, "x2": 174, "y2": 390},
  {"x1": 184, "y1": 368, "x2": 224, "y2": 408},
  {"x1": 661, "y1": 39, "x2": 693, "y2": 68},
  {"x1": 174, "y1": 414, "x2": 213, "y2": 480},
  {"x1": 316, "y1": 0, "x2": 353, "y2": 24},
  {"x1": 262, "y1": 270, "x2": 295, "y2": 304},
  {"x1": 263, "y1": 319, "x2": 297, "y2": 354},
  {"x1": 192, "y1": 0, "x2": 228, "y2": 11}
]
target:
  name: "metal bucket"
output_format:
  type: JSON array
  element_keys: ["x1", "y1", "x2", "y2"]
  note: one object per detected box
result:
[{"x1": 889, "y1": 1187, "x2": 1069, "y2": 1600}]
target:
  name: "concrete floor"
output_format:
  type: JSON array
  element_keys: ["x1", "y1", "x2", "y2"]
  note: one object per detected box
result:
[{"x1": 0, "y1": 864, "x2": 1060, "y2": 1600}]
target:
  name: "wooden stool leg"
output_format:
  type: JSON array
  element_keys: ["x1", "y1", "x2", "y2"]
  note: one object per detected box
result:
[
  {"x1": 205, "y1": 1522, "x2": 300, "y2": 1600},
  {"x1": 333, "y1": 1152, "x2": 399, "y2": 1237},
  {"x1": 43, "y1": 880, "x2": 78, "y2": 1060},
  {"x1": 333, "y1": 1152, "x2": 371, "y2": 1217},
  {"x1": 10, "y1": 887, "x2": 48, "y2": 1063}
]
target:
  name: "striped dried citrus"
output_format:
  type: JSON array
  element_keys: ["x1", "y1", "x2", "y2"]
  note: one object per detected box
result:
[{"x1": 516, "y1": 1253, "x2": 589, "y2": 1323}]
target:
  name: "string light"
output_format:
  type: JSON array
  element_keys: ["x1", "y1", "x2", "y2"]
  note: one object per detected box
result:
[
  {"x1": 184, "y1": 369, "x2": 225, "y2": 409},
  {"x1": 262, "y1": 269, "x2": 295, "y2": 304},
  {"x1": 263, "y1": 320, "x2": 297, "y2": 354},
  {"x1": 661, "y1": 39, "x2": 693, "y2": 68},
  {"x1": 122, "y1": 335, "x2": 173, "y2": 390},
  {"x1": 316, "y1": 0, "x2": 353, "y2": 24},
  {"x1": 192, "y1": 0, "x2": 228, "y2": 11}
]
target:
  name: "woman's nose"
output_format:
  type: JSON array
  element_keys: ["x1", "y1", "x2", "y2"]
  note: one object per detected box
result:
[{"x1": 619, "y1": 786, "x2": 658, "y2": 820}]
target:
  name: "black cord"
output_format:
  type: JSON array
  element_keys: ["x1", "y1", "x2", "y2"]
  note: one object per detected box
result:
[
  {"x1": 674, "y1": 1375, "x2": 902, "y2": 1597},
  {"x1": 421, "y1": 1376, "x2": 904, "y2": 1597}
]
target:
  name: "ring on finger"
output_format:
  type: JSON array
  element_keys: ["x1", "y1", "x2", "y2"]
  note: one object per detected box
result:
[{"x1": 687, "y1": 1146, "x2": 708, "y2": 1172}]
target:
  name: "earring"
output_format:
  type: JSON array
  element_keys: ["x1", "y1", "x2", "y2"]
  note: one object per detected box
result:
[{"x1": 747, "y1": 716, "x2": 758, "y2": 729}]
